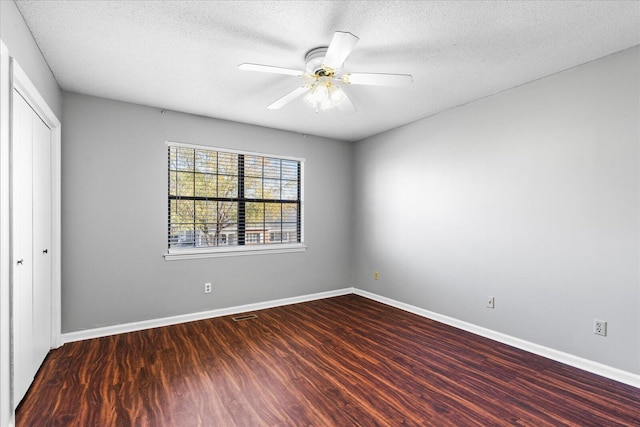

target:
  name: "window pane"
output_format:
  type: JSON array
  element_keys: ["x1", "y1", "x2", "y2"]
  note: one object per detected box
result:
[
  {"x1": 195, "y1": 200, "x2": 217, "y2": 223},
  {"x1": 284, "y1": 203, "x2": 300, "y2": 243},
  {"x1": 244, "y1": 176, "x2": 262, "y2": 199},
  {"x1": 245, "y1": 232, "x2": 262, "y2": 245},
  {"x1": 281, "y1": 160, "x2": 298, "y2": 180},
  {"x1": 194, "y1": 173, "x2": 216, "y2": 197},
  {"x1": 173, "y1": 199, "x2": 195, "y2": 222},
  {"x1": 246, "y1": 202, "x2": 264, "y2": 224},
  {"x1": 218, "y1": 175, "x2": 237, "y2": 198},
  {"x1": 195, "y1": 224, "x2": 217, "y2": 247},
  {"x1": 175, "y1": 171, "x2": 194, "y2": 197},
  {"x1": 217, "y1": 201, "x2": 237, "y2": 231},
  {"x1": 264, "y1": 158, "x2": 280, "y2": 179},
  {"x1": 169, "y1": 225, "x2": 195, "y2": 247},
  {"x1": 264, "y1": 178, "x2": 280, "y2": 199},
  {"x1": 244, "y1": 155, "x2": 262, "y2": 178},
  {"x1": 264, "y1": 202, "x2": 281, "y2": 223},
  {"x1": 283, "y1": 204, "x2": 298, "y2": 224},
  {"x1": 269, "y1": 231, "x2": 291, "y2": 243},
  {"x1": 218, "y1": 152, "x2": 238, "y2": 176},
  {"x1": 281, "y1": 180, "x2": 298, "y2": 200},
  {"x1": 169, "y1": 171, "x2": 177, "y2": 196},
  {"x1": 169, "y1": 200, "x2": 195, "y2": 247},
  {"x1": 265, "y1": 203, "x2": 282, "y2": 244},
  {"x1": 195, "y1": 150, "x2": 216, "y2": 174},
  {"x1": 246, "y1": 202, "x2": 265, "y2": 245},
  {"x1": 170, "y1": 147, "x2": 194, "y2": 172},
  {"x1": 216, "y1": 203, "x2": 237, "y2": 245}
]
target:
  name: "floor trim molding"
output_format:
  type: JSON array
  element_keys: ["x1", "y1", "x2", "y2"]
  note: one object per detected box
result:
[
  {"x1": 61, "y1": 288, "x2": 355, "y2": 344},
  {"x1": 61, "y1": 287, "x2": 639, "y2": 389},
  {"x1": 353, "y1": 289, "x2": 640, "y2": 389}
]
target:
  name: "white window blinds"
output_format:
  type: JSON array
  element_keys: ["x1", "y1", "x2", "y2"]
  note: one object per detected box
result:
[{"x1": 168, "y1": 143, "x2": 303, "y2": 251}]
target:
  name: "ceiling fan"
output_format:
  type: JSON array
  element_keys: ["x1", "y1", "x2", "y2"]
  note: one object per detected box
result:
[{"x1": 239, "y1": 31, "x2": 413, "y2": 114}]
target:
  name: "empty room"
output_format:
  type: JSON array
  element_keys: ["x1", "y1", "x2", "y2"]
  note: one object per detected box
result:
[{"x1": 1, "y1": 1, "x2": 639, "y2": 425}]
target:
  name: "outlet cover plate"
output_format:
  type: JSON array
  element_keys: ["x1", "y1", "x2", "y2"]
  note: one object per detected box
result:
[
  {"x1": 486, "y1": 296, "x2": 495, "y2": 309},
  {"x1": 593, "y1": 319, "x2": 607, "y2": 336}
]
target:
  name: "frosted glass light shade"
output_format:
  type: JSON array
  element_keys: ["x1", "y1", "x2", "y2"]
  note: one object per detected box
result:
[{"x1": 304, "y1": 77, "x2": 346, "y2": 112}]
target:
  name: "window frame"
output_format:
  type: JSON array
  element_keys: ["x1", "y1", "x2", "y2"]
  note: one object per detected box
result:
[{"x1": 164, "y1": 141, "x2": 306, "y2": 260}]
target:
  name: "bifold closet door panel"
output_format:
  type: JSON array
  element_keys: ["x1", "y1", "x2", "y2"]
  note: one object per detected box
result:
[
  {"x1": 12, "y1": 90, "x2": 35, "y2": 407},
  {"x1": 32, "y1": 111, "x2": 52, "y2": 368}
]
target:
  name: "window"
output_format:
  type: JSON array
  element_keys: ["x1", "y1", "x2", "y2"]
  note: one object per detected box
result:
[
  {"x1": 166, "y1": 142, "x2": 304, "y2": 259},
  {"x1": 269, "y1": 231, "x2": 291, "y2": 243}
]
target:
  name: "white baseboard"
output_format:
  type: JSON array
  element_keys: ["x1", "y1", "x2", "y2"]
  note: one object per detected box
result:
[
  {"x1": 61, "y1": 287, "x2": 638, "y2": 389},
  {"x1": 353, "y1": 289, "x2": 640, "y2": 389},
  {"x1": 61, "y1": 287, "x2": 355, "y2": 344}
]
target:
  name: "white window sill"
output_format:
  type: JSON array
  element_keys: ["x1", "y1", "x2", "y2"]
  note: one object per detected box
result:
[{"x1": 164, "y1": 244, "x2": 307, "y2": 260}]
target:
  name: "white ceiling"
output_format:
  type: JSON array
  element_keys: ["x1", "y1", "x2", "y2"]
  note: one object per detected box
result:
[{"x1": 15, "y1": 1, "x2": 640, "y2": 141}]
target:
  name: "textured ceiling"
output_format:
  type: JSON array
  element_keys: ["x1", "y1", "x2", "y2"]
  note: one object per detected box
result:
[{"x1": 15, "y1": 0, "x2": 640, "y2": 141}]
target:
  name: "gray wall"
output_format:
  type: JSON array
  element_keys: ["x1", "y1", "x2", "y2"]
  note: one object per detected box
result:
[
  {"x1": 61, "y1": 92, "x2": 353, "y2": 332},
  {"x1": 0, "y1": 0, "x2": 62, "y2": 118},
  {"x1": 352, "y1": 47, "x2": 640, "y2": 374}
]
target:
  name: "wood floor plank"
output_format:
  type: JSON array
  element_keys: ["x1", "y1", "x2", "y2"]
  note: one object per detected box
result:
[{"x1": 16, "y1": 294, "x2": 640, "y2": 426}]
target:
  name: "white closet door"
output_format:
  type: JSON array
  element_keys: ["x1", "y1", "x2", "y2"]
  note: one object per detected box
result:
[
  {"x1": 12, "y1": 89, "x2": 53, "y2": 408},
  {"x1": 12, "y1": 90, "x2": 34, "y2": 406},
  {"x1": 32, "y1": 111, "x2": 52, "y2": 368}
]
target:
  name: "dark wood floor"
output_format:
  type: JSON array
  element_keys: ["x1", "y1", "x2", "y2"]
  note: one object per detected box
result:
[{"x1": 16, "y1": 294, "x2": 640, "y2": 426}]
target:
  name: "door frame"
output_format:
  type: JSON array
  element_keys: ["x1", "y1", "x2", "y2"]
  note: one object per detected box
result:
[{"x1": 1, "y1": 39, "x2": 12, "y2": 427}]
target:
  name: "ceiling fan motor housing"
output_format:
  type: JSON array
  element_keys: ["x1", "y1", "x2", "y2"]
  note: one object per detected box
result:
[{"x1": 305, "y1": 47, "x2": 330, "y2": 75}]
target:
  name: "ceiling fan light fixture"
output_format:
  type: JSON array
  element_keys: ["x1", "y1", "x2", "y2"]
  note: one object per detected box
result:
[
  {"x1": 242, "y1": 31, "x2": 412, "y2": 113},
  {"x1": 304, "y1": 77, "x2": 345, "y2": 112},
  {"x1": 330, "y1": 85, "x2": 345, "y2": 103}
]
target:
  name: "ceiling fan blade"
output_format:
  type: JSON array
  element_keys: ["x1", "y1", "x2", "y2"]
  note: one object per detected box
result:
[
  {"x1": 239, "y1": 63, "x2": 305, "y2": 77},
  {"x1": 342, "y1": 72, "x2": 413, "y2": 87},
  {"x1": 267, "y1": 85, "x2": 310, "y2": 109},
  {"x1": 322, "y1": 31, "x2": 359, "y2": 71},
  {"x1": 336, "y1": 92, "x2": 357, "y2": 115}
]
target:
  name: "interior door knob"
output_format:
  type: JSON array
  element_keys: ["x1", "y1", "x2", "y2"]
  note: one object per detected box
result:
[
  {"x1": 17, "y1": 259, "x2": 24, "y2": 265},
  {"x1": 43, "y1": 249, "x2": 48, "y2": 254}
]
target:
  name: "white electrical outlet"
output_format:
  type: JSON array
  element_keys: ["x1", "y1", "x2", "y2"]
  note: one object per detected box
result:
[
  {"x1": 204, "y1": 282, "x2": 212, "y2": 294},
  {"x1": 486, "y1": 296, "x2": 495, "y2": 309},
  {"x1": 593, "y1": 319, "x2": 607, "y2": 336}
]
